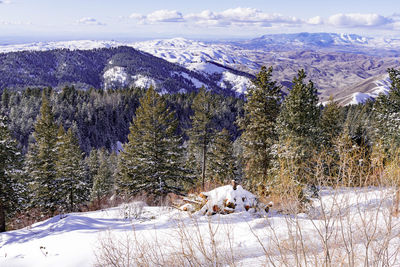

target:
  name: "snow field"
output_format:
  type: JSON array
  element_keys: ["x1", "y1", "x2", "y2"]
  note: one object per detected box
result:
[{"x1": 1, "y1": 187, "x2": 400, "y2": 266}]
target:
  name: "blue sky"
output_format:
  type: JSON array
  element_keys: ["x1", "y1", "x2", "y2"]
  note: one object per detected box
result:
[{"x1": 0, "y1": 0, "x2": 399, "y2": 42}]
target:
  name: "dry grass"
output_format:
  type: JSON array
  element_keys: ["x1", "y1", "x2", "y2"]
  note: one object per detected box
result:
[
  {"x1": 95, "y1": 145, "x2": 400, "y2": 267},
  {"x1": 95, "y1": 215, "x2": 241, "y2": 267}
]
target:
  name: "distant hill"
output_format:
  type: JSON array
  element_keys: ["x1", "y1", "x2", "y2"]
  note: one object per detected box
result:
[
  {"x1": 232, "y1": 32, "x2": 400, "y2": 55},
  {"x1": 1, "y1": 33, "x2": 400, "y2": 104},
  {"x1": 0, "y1": 46, "x2": 253, "y2": 95}
]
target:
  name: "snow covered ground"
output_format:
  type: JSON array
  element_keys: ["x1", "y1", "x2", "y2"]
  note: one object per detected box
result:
[{"x1": 1, "y1": 187, "x2": 400, "y2": 266}]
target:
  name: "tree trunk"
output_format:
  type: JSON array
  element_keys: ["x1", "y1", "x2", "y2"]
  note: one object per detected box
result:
[
  {"x1": 0, "y1": 201, "x2": 6, "y2": 232},
  {"x1": 202, "y1": 143, "x2": 207, "y2": 190},
  {"x1": 395, "y1": 187, "x2": 400, "y2": 216},
  {"x1": 70, "y1": 188, "x2": 73, "y2": 212}
]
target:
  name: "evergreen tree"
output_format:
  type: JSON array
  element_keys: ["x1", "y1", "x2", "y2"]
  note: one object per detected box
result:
[
  {"x1": 26, "y1": 92, "x2": 59, "y2": 214},
  {"x1": 237, "y1": 66, "x2": 282, "y2": 187},
  {"x1": 91, "y1": 148, "x2": 114, "y2": 205},
  {"x1": 321, "y1": 96, "x2": 343, "y2": 147},
  {"x1": 117, "y1": 87, "x2": 189, "y2": 197},
  {"x1": 1, "y1": 88, "x2": 10, "y2": 111},
  {"x1": 373, "y1": 68, "x2": 400, "y2": 153},
  {"x1": 187, "y1": 86, "x2": 215, "y2": 189},
  {"x1": 56, "y1": 125, "x2": 88, "y2": 212},
  {"x1": 207, "y1": 128, "x2": 236, "y2": 184},
  {"x1": 277, "y1": 69, "x2": 321, "y2": 184},
  {"x1": 0, "y1": 115, "x2": 24, "y2": 232},
  {"x1": 86, "y1": 148, "x2": 100, "y2": 187}
]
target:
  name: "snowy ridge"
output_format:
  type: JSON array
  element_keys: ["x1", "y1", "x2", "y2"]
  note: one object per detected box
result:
[
  {"x1": 0, "y1": 38, "x2": 255, "y2": 69},
  {"x1": 244, "y1": 32, "x2": 400, "y2": 49},
  {"x1": 0, "y1": 40, "x2": 122, "y2": 53},
  {"x1": 1, "y1": 33, "x2": 399, "y2": 56},
  {"x1": 348, "y1": 74, "x2": 391, "y2": 105},
  {"x1": 131, "y1": 38, "x2": 255, "y2": 68},
  {"x1": 131, "y1": 38, "x2": 255, "y2": 94}
]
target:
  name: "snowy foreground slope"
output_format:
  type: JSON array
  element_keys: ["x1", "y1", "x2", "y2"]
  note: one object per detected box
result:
[{"x1": 1, "y1": 188, "x2": 400, "y2": 266}]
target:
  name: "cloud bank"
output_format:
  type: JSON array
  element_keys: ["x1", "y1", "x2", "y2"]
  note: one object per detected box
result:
[
  {"x1": 327, "y1": 13, "x2": 391, "y2": 27},
  {"x1": 128, "y1": 8, "x2": 397, "y2": 30}
]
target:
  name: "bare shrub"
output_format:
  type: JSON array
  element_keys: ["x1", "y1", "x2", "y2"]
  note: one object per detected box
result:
[
  {"x1": 95, "y1": 215, "x2": 242, "y2": 267},
  {"x1": 118, "y1": 202, "x2": 145, "y2": 220},
  {"x1": 247, "y1": 146, "x2": 400, "y2": 267},
  {"x1": 246, "y1": 187, "x2": 400, "y2": 267}
]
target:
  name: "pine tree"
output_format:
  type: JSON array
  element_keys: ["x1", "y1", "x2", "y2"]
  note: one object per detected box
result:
[
  {"x1": 1, "y1": 88, "x2": 10, "y2": 111},
  {"x1": 26, "y1": 92, "x2": 59, "y2": 214},
  {"x1": 56, "y1": 125, "x2": 88, "y2": 212},
  {"x1": 0, "y1": 115, "x2": 24, "y2": 232},
  {"x1": 87, "y1": 148, "x2": 100, "y2": 187},
  {"x1": 373, "y1": 68, "x2": 400, "y2": 153},
  {"x1": 207, "y1": 128, "x2": 236, "y2": 184},
  {"x1": 187, "y1": 86, "x2": 215, "y2": 189},
  {"x1": 277, "y1": 69, "x2": 321, "y2": 185},
  {"x1": 374, "y1": 68, "x2": 400, "y2": 213},
  {"x1": 117, "y1": 87, "x2": 189, "y2": 197},
  {"x1": 318, "y1": 97, "x2": 345, "y2": 185},
  {"x1": 321, "y1": 96, "x2": 343, "y2": 147},
  {"x1": 91, "y1": 148, "x2": 114, "y2": 206},
  {"x1": 237, "y1": 66, "x2": 282, "y2": 187}
]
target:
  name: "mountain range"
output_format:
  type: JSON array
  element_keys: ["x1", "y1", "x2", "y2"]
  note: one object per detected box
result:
[{"x1": 0, "y1": 32, "x2": 399, "y2": 104}]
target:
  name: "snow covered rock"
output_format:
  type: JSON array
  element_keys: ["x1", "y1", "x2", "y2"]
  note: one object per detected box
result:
[{"x1": 181, "y1": 182, "x2": 269, "y2": 216}]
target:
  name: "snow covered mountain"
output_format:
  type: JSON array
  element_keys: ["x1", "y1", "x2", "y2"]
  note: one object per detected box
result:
[
  {"x1": 234, "y1": 32, "x2": 400, "y2": 52},
  {"x1": 0, "y1": 38, "x2": 256, "y2": 94},
  {"x1": 131, "y1": 38, "x2": 258, "y2": 93},
  {"x1": 0, "y1": 40, "x2": 121, "y2": 53},
  {"x1": 0, "y1": 46, "x2": 250, "y2": 95},
  {"x1": 0, "y1": 33, "x2": 399, "y2": 101},
  {"x1": 1, "y1": 33, "x2": 399, "y2": 56},
  {"x1": 131, "y1": 37, "x2": 258, "y2": 68}
]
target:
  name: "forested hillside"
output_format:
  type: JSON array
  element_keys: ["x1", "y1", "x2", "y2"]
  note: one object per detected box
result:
[
  {"x1": 0, "y1": 46, "x2": 249, "y2": 94},
  {"x1": 0, "y1": 86, "x2": 243, "y2": 154}
]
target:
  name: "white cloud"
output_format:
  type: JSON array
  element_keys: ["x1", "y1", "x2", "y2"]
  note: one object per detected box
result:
[
  {"x1": 186, "y1": 8, "x2": 303, "y2": 27},
  {"x1": 0, "y1": 0, "x2": 11, "y2": 4},
  {"x1": 129, "y1": 10, "x2": 184, "y2": 24},
  {"x1": 147, "y1": 10, "x2": 184, "y2": 23},
  {"x1": 77, "y1": 17, "x2": 105, "y2": 26},
  {"x1": 327, "y1": 13, "x2": 391, "y2": 27},
  {"x1": 308, "y1": 16, "x2": 324, "y2": 25},
  {"x1": 131, "y1": 7, "x2": 303, "y2": 27}
]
